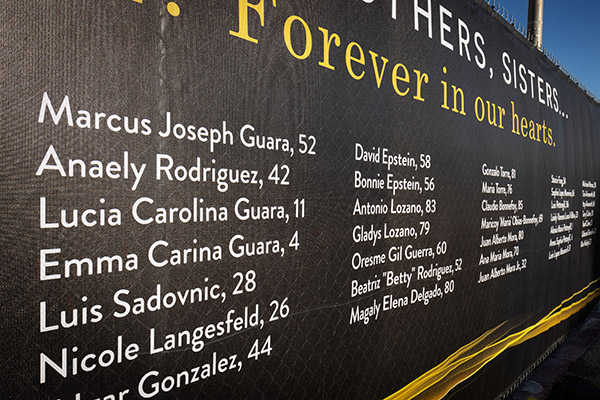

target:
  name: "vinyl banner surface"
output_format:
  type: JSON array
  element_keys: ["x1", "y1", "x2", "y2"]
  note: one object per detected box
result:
[{"x1": 2, "y1": 0, "x2": 600, "y2": 399}]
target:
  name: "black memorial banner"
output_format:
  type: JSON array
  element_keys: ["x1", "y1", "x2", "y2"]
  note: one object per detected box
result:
[{"x1": 1, "y1": 0, "x2": 599, "y2": 399}]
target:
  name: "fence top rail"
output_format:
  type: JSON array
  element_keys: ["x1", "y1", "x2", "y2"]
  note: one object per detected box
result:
[{"x1": 479, "y1": 0, "x2": 599, "y2": 104}]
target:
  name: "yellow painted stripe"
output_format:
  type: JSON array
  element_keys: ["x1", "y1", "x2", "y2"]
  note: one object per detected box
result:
[{"x1": 385, "y1": 279, "x2": 600, "y2": 400}]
